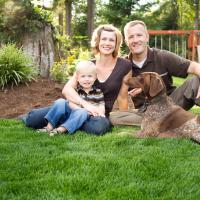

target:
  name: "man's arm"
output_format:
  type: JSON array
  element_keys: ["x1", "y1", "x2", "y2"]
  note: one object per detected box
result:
[
  {"x1": 187, "y1": 61, "x2": 200, "y2": 98},
  {"x1": 116, "y1": 70, "x2": 132, "y2": 110},
  {"x1": 62, "y1": 74, "x2": 102, "y2": 116}
]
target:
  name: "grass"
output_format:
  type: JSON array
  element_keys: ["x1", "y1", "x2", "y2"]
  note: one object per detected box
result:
[
  {"x1": 1, "y1": 116, "x2": 200, "y2": 200},
  {"x1": 1, "y1": 77, "x2": 200, "y2": 200}
]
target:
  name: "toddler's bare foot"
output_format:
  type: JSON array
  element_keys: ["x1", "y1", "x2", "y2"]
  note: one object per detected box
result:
[
  {"x1": 49, "y1": 127, "x2": 67, "y2": 137},
  {"x1": 56, "y1": 126, "x2": 67, "y2": 134}
]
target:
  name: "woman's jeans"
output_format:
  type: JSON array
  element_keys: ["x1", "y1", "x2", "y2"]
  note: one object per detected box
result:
[
  {"x1": 23, "y1": 98, "x2": 111, "y2": 135},
  {"x1": 45, "y1": 99, "x2": 88, "y2": 134}
]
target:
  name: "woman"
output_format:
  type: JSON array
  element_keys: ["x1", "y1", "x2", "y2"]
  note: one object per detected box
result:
[{"x1": 22, "y1": 24, "x2": 132, "y2": 135}]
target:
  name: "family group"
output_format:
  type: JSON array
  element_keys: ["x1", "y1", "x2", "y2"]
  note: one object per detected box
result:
[{"x1": 20, "y1": 20, "x2": 200, "y2": 136}]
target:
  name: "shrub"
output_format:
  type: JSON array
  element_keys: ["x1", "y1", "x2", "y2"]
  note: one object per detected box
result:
[
  {"x1": 0, "y1": 44, "x2": 37, "y2": 89},
  {"x1": 50, "y1": 48, "x2": 91, "y2": 83},
  {"x1": 50, "y1": 58, "x2": 69, "y2": 83}
]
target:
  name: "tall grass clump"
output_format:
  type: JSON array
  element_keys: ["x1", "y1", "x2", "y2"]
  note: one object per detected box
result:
[{"x1": 0, "y1": 43, "x2": 37, "y2": 89}]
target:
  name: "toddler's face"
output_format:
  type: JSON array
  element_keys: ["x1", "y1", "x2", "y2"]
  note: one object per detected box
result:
[{"x1": 77, "y1": 69, "x2": 96, "y2": 90}]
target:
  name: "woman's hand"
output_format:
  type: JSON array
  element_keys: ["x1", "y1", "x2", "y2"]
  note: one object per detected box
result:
[{"x1": 82, "y1": 101, "x2": 104, "y2": 117}]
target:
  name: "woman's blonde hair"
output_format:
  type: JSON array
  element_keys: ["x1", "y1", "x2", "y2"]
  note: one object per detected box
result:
[{"x1": 91, "y1": 24, "x2": 122, "y2": 58}]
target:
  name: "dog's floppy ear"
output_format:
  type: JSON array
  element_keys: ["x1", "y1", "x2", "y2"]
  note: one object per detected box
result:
[{"x1": 149, "y1": 74, "x2": 165, "y2": 97}]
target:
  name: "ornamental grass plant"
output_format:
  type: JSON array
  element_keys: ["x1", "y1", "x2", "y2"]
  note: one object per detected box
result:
[{"x1": 0, "y1": 43, "x2": 37, "y2": 89}]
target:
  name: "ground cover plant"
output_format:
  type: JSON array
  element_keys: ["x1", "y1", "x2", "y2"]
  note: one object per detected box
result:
[{"x1": 1, "y1": 77, "x2": 200, "y2": 200}]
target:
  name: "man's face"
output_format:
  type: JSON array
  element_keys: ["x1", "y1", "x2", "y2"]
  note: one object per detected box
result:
[{"x1": 125, "y1": 24, "x2": 149, "y2": 56}]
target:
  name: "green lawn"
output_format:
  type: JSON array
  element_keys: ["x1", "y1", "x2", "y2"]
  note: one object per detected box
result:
[
  {"x1": 1, "y1": 77, "x2": 200, "y2": 200},
  {"x1": 1, "y1": 115, "x2": 200, "y2": 200}
]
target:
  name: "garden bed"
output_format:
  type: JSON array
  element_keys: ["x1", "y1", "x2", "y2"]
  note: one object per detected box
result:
[{"x1": 0, "y1": 78, "x2": 64, "y2": 119}]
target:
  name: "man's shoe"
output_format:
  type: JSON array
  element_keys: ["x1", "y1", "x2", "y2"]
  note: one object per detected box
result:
[{"x1": 17, "y1": 114, "x2": 27, "y2": 124}]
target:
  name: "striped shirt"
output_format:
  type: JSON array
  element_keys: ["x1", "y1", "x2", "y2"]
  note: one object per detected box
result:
[{"x1": 76, "y1": 85, "x2": 105, "y2": 107}]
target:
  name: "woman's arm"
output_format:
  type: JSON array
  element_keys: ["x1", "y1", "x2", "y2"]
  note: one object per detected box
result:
[
  {"x1": 68, "y1": 101, "x2": 82, "y2": 109},
  {"x1": 62, "y1": 74, "x2": 102, "y2": 116},
  {"x1": 116, "y1": 70, "x2": 132, "y2": 110},
  {"x1": 62, "y1": 73, "x2": 81, "y2": 105}
]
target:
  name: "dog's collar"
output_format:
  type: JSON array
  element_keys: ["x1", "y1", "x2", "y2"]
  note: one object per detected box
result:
[
  {"x1": 138, "y1": 99, "x2": 150, "y2": 113},
  {"x1": 138, "y1": 93, "x2": 167, "y2": 113},
  {"x1": 150, "y1": 93, "x2": 167, "y2": 104}
]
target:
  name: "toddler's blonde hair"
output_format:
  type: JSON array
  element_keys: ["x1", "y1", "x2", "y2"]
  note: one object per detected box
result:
[{"x1": 76, "y1": 60, "x2": 96, "y2": 75}]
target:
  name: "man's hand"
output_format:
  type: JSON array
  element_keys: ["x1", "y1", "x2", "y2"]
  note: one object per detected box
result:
[{"x1": 128, "y1": 88, "x2": 142, "y2": 97}]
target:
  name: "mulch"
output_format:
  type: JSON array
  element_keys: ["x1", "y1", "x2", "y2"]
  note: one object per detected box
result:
[{"x1": 0, "y1": 78, "x2": 64, "y2": 119}]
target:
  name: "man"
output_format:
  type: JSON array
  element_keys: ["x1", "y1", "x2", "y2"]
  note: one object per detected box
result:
[{"x1": 109, "y1": 20, "x2": 200, "y2": 126}]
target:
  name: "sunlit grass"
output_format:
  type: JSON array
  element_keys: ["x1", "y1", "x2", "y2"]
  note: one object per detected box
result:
[
  {"x1": 173, "y1": 76, "x2": 185, "y2": 87},
  {"x1": 1, "y1": 76, "x2": 200, "y2": 199},
  {"x1": 1, "y1": 118, "x2": 200, "y2": 200}
]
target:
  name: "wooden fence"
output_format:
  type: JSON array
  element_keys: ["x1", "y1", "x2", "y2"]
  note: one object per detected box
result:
[{"x1": 148, "y1": 30, "x2": 200, "y2": 62}]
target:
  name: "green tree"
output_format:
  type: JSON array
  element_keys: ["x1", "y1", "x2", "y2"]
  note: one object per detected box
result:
[
  {"x1": 177, "y1": 0, "x2": 199, "y2": 29},
  {"x1": 0, "y1": 0, "x2": 54, "y2": 43},
  {"x1": 177, "y1": 0, "x2": 194, "y2": 29},
  {"x1": 87, "y1": 0, "x2": 95, "y2": 39},
  {"x1": 101, "y1": 0, "x2": 139, "y2": 28}
]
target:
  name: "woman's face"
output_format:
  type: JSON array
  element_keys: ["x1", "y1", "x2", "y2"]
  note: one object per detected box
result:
[{"x1": 98, "y1": 30, "x2": 116, "y2": 56}]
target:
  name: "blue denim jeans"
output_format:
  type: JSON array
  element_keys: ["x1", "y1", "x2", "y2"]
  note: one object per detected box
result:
[
  {"x1": 24, "y1": 98, "x2": 111, "y2": 135},
  {"x1": 44, "y1": 99, "x2": 88, "y2": 134}
]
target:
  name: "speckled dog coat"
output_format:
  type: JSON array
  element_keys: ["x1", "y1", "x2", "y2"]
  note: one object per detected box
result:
[{"x1": 127, "y1": 72, "x2": 200, "y2": 143}]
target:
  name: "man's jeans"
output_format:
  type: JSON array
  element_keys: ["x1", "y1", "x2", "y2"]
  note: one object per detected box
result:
[{"x1": 23, "y1": 98, "x2": 111, "y2": 135}]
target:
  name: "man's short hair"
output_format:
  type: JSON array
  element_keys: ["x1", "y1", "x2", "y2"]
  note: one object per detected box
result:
[{"x1": 124, "y1": 20, "x2": 148, "y2": 39}]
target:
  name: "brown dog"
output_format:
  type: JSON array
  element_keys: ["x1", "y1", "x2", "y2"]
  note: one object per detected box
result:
[{"x1": 127, "y1": 72, "x2": 200, "y2": 143}]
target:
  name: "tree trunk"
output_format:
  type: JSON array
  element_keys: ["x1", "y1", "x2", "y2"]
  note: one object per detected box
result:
[
  {"x1": 22, "y1": 24, "x2": 54, "y2": 78},
  {"x1": 194, "y1": 0, "x2": 199, "y2": 29},
  {"x1": 87, "y1": 0, "x2": 95, "y2": 39},
  {"x1": 59, "y1": 12, "x2": 64, "y2": 35},
  {"x1": 65, "y1": 0, "x2": 72, "y2": 36}
]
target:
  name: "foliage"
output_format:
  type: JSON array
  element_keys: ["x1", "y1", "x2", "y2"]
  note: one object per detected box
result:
[
  {"x1": 33, "y1": 6, "x2": 54, "y2": 24},
  {"x1": 0, "y1": 43, "x2": 37, "y2": 89},
  {"x1": 144, "y1": 0, "x2": 179, "y2": 30},
  {"x1": 177, "y1": 0, "x2": 195, "y2": 29},
  {"x1": 72, "y1": 0, "x2": 88, "y2": 36},
  {"x1": 1, "y1": 0, "x2": 199, "y2": 66},
  {"x1": 54, "y1": 34, "x2": 72, "y2": 58},
  {"x1": 1, "y1": 118, "x2": 200, "y2": 199},
  {"x1": 50, "y1": 59, "x2": 69, "y2": 83},
  {"x1": 55, "y1": 33, "x2": 89, "y2": 57},
  {"x1": 100, "y1": 0, "x2": 140, "y2": 28},
  {"x1": 0, "y1": 0, "x2": 55, "y2": 43},
  {"x1": 50, "y1": 48, "x2": 91, "y2": 83}
]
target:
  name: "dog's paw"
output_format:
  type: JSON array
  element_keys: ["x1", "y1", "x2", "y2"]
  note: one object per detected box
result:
[{"x1": 136, "y1": 130, "x2": 148, "y2": 138}]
